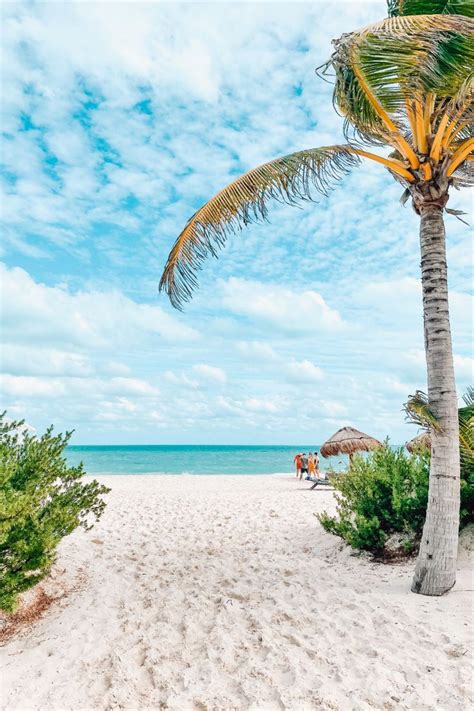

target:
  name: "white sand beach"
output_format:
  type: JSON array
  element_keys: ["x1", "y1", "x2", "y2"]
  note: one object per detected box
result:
[{"x1": 1, "y1": 474, "x2": 473, "y2": 711}]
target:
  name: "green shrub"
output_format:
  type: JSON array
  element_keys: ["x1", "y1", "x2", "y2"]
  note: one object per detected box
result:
[
  {"x1": 0, "y1": 414, "x2": 110, "y2": 612},
  {"x1": 318, "y1": 443, "x2": 430, "y2": 554},
  {"x1": 318, "y1": 439, "x2": 474, "y2": 555}
]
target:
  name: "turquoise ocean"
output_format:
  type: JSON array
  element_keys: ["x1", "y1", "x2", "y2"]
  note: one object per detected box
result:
[{"x1": 66, "y1": 445, "x2": 349, "y2": 476}]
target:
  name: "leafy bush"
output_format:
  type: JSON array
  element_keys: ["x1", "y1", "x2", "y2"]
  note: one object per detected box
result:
[
  {"x1": 318, "y1": 439, "x2": 474, "y2": 555},
  {"x1": 0, "y1": 415, "x2": 110, "y2": 612},
  {"x1": 318, "y1": 443, "x2": 431, "y2": 554}
]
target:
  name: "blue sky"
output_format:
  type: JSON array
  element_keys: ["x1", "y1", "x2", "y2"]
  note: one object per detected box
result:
[{"x1": 1, "y1": 1, "x2": 472, "y2": 445}]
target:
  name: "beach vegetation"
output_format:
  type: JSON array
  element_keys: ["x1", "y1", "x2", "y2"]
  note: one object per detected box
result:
[
  {"x1": 159, "y1": 1, "x2": 473, "y2": 595},
  {"x1": 318, "y1": 443, "x2": 430, "y2": 555},
  {"x1": 0, "y1": 414, "x2": 110, "y2": 613},
  {"x1": 318, "y1": 430, "x2": 474, "y2": 556}
]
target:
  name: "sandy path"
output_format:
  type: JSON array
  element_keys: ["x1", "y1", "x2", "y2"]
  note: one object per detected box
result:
[{"x1": 1, "y1": 475, "x2": 472, "y2": 711}]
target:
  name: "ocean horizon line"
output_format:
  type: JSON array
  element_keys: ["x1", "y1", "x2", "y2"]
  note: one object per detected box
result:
[
  {"x1": 68, "y1": 443, "x2": 402, "y2": 449},
  {"x1": 68, "y1": 443, "x2": 327, "y2": 448}
]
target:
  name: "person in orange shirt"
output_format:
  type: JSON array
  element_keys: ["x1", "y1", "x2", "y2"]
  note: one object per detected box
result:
[
  {"x1": 294, "y1": 453, "x2": 302, "y2": 479},
  {"x1": 308, "y1": 452, "x2": 316, "y2": 479}
]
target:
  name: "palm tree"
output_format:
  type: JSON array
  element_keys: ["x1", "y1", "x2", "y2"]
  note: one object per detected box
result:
[{"x1": 160, "y1": 2, "x2": 474, "y2": 595}]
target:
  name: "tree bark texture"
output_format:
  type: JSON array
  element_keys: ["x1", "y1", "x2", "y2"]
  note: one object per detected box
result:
[{"x1": 412, "y1": 206, "x2": 461, "y2": 596}]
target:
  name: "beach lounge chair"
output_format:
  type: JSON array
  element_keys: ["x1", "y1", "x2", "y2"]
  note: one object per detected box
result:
[{"x1": 308, "y1": 476, "x2": 332, "y2": 490}]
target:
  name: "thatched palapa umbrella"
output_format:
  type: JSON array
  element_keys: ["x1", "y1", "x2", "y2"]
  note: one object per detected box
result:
[
  {"x1": 320, "y1": 426, "x2": 381, "y2": 462},
  {"x1": 406, "y1": 432, "x2": 431, "y2": 453}
]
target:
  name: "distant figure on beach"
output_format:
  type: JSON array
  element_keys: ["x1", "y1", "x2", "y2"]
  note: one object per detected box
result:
[
  {"x1": 300, "y1": 453, "x2": 309, "y2": 479},
  {"x1": 308, "y1": 452, "x2": 316, "y2": 478},
  {"x1": 293, "y1": 453, "x2": 302, "y2": 478},
  {"x1": 314, "y1": 451, "x2": 322, "y2": 479}
]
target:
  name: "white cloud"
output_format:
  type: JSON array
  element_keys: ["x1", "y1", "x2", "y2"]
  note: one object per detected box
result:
[
  {"x1": 163, "y1": 371, "x2": 199, "y2": 388},
  {"x1": 244, "y1": 397, "x2": 285, "y2": 414},
  {"x1": 1, "y1": 345, "x2": 93, "y2": 377},
  {"x1": 0, "y1": 374, "x2": 158, "y2": 400},
  {"x1": 285, "y1": 359, "x2": 323, "y2": 383},
  {"x1": 382, "y1": 376, "x2": 413, "y2": 396},
  {"x1": 454, "y1": 355, "x2": 473, "y2": 381},
  {"x1": 358, "y1": 277, "x2": 472, "y2": 340},
  {"x1": 237, "y1": 341, "x2": 279, "y2": 361},
  {"x1": 107, "y1": 361, "x2": 131, "y2": 376},
  {"x1": 192, "y1": 363, "x2": 227, "y2": 384},
  {"x1": 94, "y1": 398, "x2": 139, "y2": 421},
  {"x1": 106, "y1": 378, "x2": 159, "y2": 396},
  {"x1": 220, "y1": 277, "x2": 344, "y2": 332},
  {"x1": 319, "y1": 401, "x2": 348, "y2": 417},
  {"x1": 403, "y1": 350, "x2": 473, "y2": 385},
  {"x1": 1, "y1": 375, "x2": 63, "y2": 398},
  {"x1": 0, "y1": 263, "x2": 198, "y2": 349},
  {"x1": 357, "y1": 277, "x2": 422, "y2": 319}
]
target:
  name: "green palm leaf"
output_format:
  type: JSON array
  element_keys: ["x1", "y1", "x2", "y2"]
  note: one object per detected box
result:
[
  {"x1": 388, "y1": 1, "x2": 474, "y2": 18},
  {"x1": 462, "y1": 386, "x2": 474, "y2": 407},
  {"x1": 404, "y1": 390, "x2": 442, "y2": 431},
  {"x1": 459, "y1": 402, "x2": 473, "y2": 469},
  {"x1": 159, "y1": 146, "x2": 360, "y2": 309},
  {"x1": 404, "y1": 389, "x2": 474, "y2": 475},
  {"x1": 326, "y1": 14, "x2": 474, "y2": 145}
]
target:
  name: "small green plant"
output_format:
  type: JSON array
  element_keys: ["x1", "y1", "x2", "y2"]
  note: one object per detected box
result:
[{"x1": 0, "y1": 414, "x2": 110, "y2": 612}]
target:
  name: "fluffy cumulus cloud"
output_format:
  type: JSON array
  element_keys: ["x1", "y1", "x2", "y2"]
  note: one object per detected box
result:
[
  {"x1": 192, "y1": 364, "x2": 227, "y2": 385},
  {"x1": 219, "y1": 278, "x2": 344, "y2": 332},
  {"x1": 285, "y1": 360, "x2": 324, "y2": 383},
  {"x1": 0, "y1": 1, "x2": 471, "y2": 444},
  {"x1": 1, "y1": 264, "x2": 197, "y2": 348}
]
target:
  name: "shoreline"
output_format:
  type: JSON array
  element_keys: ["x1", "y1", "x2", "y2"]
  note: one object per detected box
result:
[{"x1": 2, "y1": 474, "x2": 472, "y2": 710}]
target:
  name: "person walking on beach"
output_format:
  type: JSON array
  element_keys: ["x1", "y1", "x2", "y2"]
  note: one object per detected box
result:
[
  {"x1": 294, "y1": 453, "x2": 302, "y2": 478},
  {"x1": 308, "y1": 453, "x2": 316, "y2": 479},
  {"x1": 300, "y1": 453, "x2": 309, "y2": 480}
]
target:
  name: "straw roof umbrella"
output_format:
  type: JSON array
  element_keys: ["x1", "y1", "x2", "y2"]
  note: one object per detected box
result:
[
  {"x1": 320, "y1": 426, "x2": 382, "y2": 462},
  {"x1": 406, "y1": 432, "x2": 431, "y2": 453}
]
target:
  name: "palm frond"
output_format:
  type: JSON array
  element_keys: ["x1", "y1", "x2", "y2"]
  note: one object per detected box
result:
[
  {"x1": 459, "y1": 390, "x2": 474, "y2": 472},
  {"x1": 404, "y1": 389, "x2": 473, "y2": 468},
  {"x1": 388, "y1": 1, "x2": 474, "y2": 18},
  {"x1": 160, "y1": 146, "x2": 360, "y2": 309},
  {"x1": 326, "y1": 14, "x2": 474, "y2": 148},
  {"x1": 404, "y1": 390, "x2": 442, "y2": 431},
  {"x1": 450, "y1": 166, "x2": 474, "y2": 187},
  {"x1": 447, "y1": 136, "x2": 474, "y2": 174},
  {"x1": 459, "y1": 409, "x2": 474, "y2": 468},
  {"x1": 462, "y1": 386, "x2": 474, "y2": 407}
]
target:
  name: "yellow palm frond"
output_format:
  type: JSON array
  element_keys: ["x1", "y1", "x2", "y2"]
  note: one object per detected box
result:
[
  {"x1": 159, "y1": 146, "x2": 361, "y2": 308},
  {"x1": 447, "y1": 136, "x2": 474, "y2": 175}
]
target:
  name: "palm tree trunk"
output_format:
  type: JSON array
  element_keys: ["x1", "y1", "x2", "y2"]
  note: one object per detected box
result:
[{"x1": 412, "y1": 205, "x2": 460, "y2": 596}]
